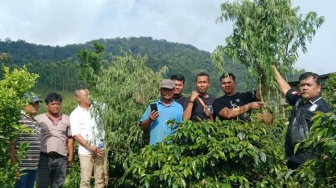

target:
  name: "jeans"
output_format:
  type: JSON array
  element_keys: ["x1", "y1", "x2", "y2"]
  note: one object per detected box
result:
[
  {"x1": 15, "y1": 170, "x2": 36, "y2": 188},
  {"x1": 79, "y1": 154, "x2": 105, "y2": 188},
  {"x1": 36, "y1": 152, "x2": 67, "y2": 188}
]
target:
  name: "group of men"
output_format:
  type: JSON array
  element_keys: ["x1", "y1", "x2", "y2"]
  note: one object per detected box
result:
[
  {"x1": 140, "y1": 66, "x2": 332, "y2": 170},
  {"x1": 10, "y1": 65, "x2": 332, "y2": 188},
  {"x1": 10, "y1": 87, "x2": 106, "y2": 188}
]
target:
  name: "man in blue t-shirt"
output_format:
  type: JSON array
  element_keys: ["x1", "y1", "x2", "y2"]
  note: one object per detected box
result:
[
  {"x1": 213, "y1": 73, "x2": 263, "y2": 121},
  {"x1": 140, "y1": 79, "x2": 183, "y2": 145}
]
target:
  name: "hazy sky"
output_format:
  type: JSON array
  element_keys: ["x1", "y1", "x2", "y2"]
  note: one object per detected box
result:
[{"x1": 0, "y1": 0, "x2": 334, "y2": 74}]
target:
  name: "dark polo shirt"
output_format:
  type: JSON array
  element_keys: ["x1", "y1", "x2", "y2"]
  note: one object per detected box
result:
[{"x1": 285, "y1": 89, "x2": 332, "y2": 164}]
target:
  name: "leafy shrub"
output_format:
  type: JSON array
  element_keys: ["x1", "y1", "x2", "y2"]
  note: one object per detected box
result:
[
  {"x1": 293, "y1": 111, "x2": 336, "y2": 187},
  {"x1": 0, "y1": 66, "x2": 38, "y2": 187},
  {"x1": 322, "y1": 73, "x2": 336, "y2": 109},
  {"x1": 122, "y1": 117, "x2": 289, "y2": 187}
]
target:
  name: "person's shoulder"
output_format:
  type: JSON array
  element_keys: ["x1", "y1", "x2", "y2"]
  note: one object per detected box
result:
[
  {"x1": 34, "y1": 113, "x2": 46, "y2": 121},
  {"x1": 173, "y1": 101, "x2": 183, "y2": 108},
  {"x1": 176, "y1": 96, "x2": 187, "y2": 101},
  {"x1": 206, "y1": 94, "x2": 216, "y2": 102},
  {"x1": 286, "y1": 88, "x2": 300, "y2": 97},
  {"x1": 153, "y1": 99, "x2": 162, "y2": 106},
  {"x1": 208, "y1": 94, "x2": 216, "y2": 99},
  {"x1": 62, "y1": 113, "x2": 70, "y2": 118},
  {"x1": 61, "y1": 114, "x2": 70, "y2": 121},
  {"x1": 69, "y1": 106, "x2": 81, "y2": 116},
  {"x1": 316, "y1": 97, "x2": 332, "y2": 112},
  {"x1": 214, "y1": 94, "x2": 229, "y2": 102},
  {"x1": 214, "y1": 95, "x2": 224, "y2": 101},
  {"x1": 238, "y1": 90, "x2": 254, "y2": 97}
]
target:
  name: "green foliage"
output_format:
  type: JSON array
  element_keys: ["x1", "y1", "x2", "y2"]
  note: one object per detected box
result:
[
  {"x1": 90, "y1": 50, "x2": 167, "y2": 186},
  {"x1": 77, "y1": 41, "x2": 105, "y2": 86},
  {"x1": 123, "y1": 118, "x2": 289, "y2": 187},
  {"x1": 0, "y1": 66, "x2": 38, "y2": 187},
  {"x1": 1, "y1": 37, "x2": 247, "y2": 95},
  {"x1": 64, "y1": 154, "x2": 81, "y2": 188},
  {"x1": 213, "y1": 0, "x2": 324, "y2": 104},
  {"x1": 290, "y1": 111, "x2": 336, "y2": 187},
  {"x1": 25, "y1": 58, "x2": 81, "y2": 92},
  {"x1": 0, "y1": 53, "x2": 11, "y2": 79},
  {"x1": 322, "y1": 73, "x2": 336, "y2": 109}
]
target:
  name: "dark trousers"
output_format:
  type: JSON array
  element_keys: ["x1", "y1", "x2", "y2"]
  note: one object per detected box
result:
[
  {"x1": 15, "y1": 170, "x2": 36, "y2": 188},
  {"x1": 286, "y1": 160, "x2": 301, "y2": 170},
  {"x1": 36, "y1": 152, "x2": 67, "y2": 188}
]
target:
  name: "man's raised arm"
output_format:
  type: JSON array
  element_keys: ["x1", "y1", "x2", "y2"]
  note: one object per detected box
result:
[{"x1": 272, "y1": 65, "x2": 291, "y2": 95}]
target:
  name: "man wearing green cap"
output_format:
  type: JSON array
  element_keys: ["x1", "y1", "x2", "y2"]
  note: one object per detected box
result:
[{"x1": 10, "y1": 92, "x2": 42, "y2": 188}]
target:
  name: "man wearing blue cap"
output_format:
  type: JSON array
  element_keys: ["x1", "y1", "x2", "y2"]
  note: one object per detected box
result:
[
  {"x1": 140, "y1": 79, "x2": 183, "y2": 145},
  {"x1": 10, "y1": 92, "x2": 42, "y2": 188}
]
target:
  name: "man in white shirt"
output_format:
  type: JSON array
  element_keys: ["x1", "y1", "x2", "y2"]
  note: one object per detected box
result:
[{"x1": 70, "y1": 87, "x2": 106, "y2": 188}]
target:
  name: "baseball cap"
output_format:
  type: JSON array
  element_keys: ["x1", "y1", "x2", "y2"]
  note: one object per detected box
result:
[
  {"x1": 159, "y1": 79, "x2": 175, "y2": 89},
  {"x1": 23, "y1": 92, "x2": 42, "y2": 103}
]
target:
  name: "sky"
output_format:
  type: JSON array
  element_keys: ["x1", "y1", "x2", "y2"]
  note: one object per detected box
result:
[{"x1": 0, "y1": 0, "x2": 335, "y2": 75}]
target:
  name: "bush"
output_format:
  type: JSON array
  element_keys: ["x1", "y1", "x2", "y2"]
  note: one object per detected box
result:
[
  {"x1": 122, "y1": 117, "x2": 290, "y2": 187},
  {"x1": 0, "y1": 66, "x2": 38, "y2": 187}
]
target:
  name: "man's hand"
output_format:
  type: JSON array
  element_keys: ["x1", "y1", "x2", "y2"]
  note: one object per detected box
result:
[
  {"x1": 67, "y1": 155, "x2": 73, "y2": 165},
  {"x1": 15, "y1": 169, "x2": 20, "y2": 177},
  {"x1": 89, "y1": 146, "x2": 104, "y2": 156},
  {"x1": 249, "y1": 102, "x2": 264, "y2": 110},
  {"x1": 190, "y1": 91, "x2": 199, "y2": 102},
  {"x1": 149, "y1": 110, "x2": 159, "y2": 122}
]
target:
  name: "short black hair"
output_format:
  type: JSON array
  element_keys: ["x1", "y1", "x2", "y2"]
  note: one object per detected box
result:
[
  {"x1": 220, "y1": 72, "x2": 236, "y2": 82},
  {"x1": 196, "y1": 72, "x2": 210, "y2": 81},
  {"x1": 75, "y1": 86, "x2": 88, "y2": 96},
  {"x1": 45, "y1": 92, "x2": 63, "y2": 104},
  {"x1": 299, "y1": 72, "x2": 320, "y2": 85},
  {"x1": 170, "y1": 74, "x2": 185, "y2": 83}
]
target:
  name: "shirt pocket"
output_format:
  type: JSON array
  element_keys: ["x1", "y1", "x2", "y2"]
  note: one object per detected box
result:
[{"x1": 302, "y1": 110, "x2": 315, "y2": 122}]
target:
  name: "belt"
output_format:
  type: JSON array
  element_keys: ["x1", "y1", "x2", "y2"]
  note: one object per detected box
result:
[{"x1": 40, "y1": 152, "x2": 64, "y2": 158}]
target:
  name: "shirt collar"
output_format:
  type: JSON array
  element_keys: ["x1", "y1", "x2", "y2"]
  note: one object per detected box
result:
[
  {"x1": 78, "y1": 104, "x2": 92, "y2": 111},
  {"x1": 307, "y1": 95, "x2": 323, "y2": 104},
  {"x1": 158, "y1": 99, "x2": 176, "y2": 107}
]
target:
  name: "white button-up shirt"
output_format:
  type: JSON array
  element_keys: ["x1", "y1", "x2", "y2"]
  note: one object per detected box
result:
[{"x1": 70, "y1": 105, "x2": 105, "y2": 155}]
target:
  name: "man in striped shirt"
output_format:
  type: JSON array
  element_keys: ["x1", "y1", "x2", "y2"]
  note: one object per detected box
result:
[{"x1": 10, "y1": 92, "x2": 42, "y2": 188}]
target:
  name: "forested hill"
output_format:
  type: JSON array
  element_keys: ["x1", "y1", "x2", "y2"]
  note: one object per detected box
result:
[{"x1": 1, "y1": 37, "x2": 254, "y2": 95}]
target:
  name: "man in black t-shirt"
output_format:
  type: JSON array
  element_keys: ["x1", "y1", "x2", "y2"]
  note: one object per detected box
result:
[
  {"x1": 171, "y1": 74, "x2": 188, "y2": 109},
  {"x1": 273, "y1": 65, "x2": 332, "y2": 169},
  {"x1": 212, "y1": 73, "x2": 263, "y2": 121},
  {"x1": 183, "y1": 72, "x2": 215, "y2": 122}
]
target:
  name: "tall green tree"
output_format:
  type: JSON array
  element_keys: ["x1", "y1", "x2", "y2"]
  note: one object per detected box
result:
[
  {"x1": 93, "y1": 51, "x2": 167, "y2": 186},
  {"x1": 77, "y1": 41, "x2": 105, "y2": 86},
  {"x1": 74, "y1": 42, "x2": 168, "y2": 186},
  {"x1": 0, "y1": 53, "x2": 12, "y2": 79},
  {"x1": 212, "y1": 0, "x2": 324, "y2": 115},
  {"x1": 322, "y1": 73, "x2": 336, "y2": 109}
]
